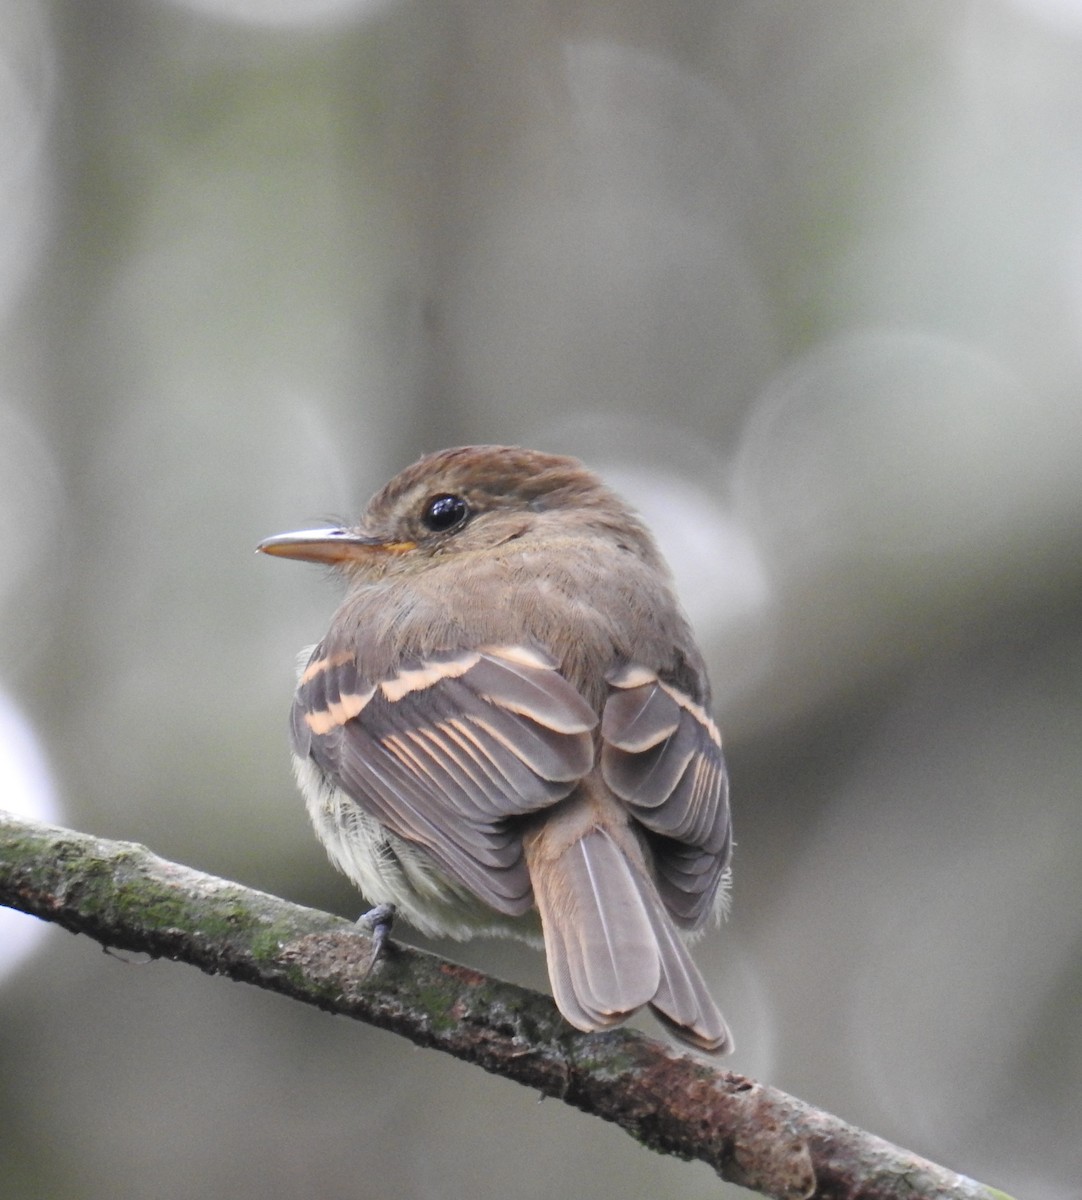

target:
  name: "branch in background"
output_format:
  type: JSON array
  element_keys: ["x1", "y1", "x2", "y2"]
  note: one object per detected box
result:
[{"x1": 0, "y1": 811, "x2": 1011, "y2": 1200}]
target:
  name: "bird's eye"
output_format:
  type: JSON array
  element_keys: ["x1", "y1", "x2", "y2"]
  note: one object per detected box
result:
[{"x1": 422, "y1": 493, "x2": 469, "y2": 533}]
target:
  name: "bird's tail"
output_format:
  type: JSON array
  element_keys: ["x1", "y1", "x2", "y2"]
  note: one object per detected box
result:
[{"x1": 525, "y1": 805, "x2": 731, "y2": 1054}]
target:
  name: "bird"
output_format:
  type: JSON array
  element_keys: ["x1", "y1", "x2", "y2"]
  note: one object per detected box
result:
[{"x1": 258, "y1": 445, "x2": 733, "y2": 1052}]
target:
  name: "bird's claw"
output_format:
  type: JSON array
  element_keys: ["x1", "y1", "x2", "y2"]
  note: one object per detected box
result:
[{"x1": 357, "y1": 902, "x2": 396, "y2": 966}]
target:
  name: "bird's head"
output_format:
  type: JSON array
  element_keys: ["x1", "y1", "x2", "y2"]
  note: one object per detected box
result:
[{"x1": 258, "y1": 444, "x2": 662, "y2": 580}]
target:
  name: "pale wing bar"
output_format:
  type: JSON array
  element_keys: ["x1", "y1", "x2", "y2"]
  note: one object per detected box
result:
[{"x1": 294, "y1": 644, "x2": 598, "y2": 914}]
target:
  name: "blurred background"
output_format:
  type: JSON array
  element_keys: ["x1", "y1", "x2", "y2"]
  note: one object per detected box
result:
[{"x1": 1, "y1": 2, "x2": 1080, "y2": 1197}]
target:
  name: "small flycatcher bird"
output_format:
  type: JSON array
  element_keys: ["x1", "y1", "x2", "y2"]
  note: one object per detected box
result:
[{"x1": 259, "y1": 445, "x2": 733, "y2": 1052}]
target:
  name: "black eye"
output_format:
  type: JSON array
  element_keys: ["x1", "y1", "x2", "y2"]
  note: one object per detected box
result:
[{"x1": 422, "y1": 493, "x2": 469, "y2": 533}]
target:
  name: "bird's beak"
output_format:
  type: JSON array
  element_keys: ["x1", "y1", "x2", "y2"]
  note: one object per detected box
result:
[{"x1": 257, "y1": 528, "x2": 417, "y2": 565}]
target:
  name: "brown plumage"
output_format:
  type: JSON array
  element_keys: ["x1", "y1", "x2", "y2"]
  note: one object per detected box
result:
[{"x1": 259, "y1": 445, "x2": 733, "y2": 1053}]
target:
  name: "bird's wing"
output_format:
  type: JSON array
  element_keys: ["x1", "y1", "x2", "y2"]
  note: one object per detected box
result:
[
  {"x1": 292, "y1": 642, "x2": 598, "y2": 914},
  {"x1": 600, "y1": 663, "x2": 731, "y2": 929}
]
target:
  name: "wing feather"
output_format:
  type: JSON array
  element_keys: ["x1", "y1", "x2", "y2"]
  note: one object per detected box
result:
[
  {"x1": 294, "y1": 643, "x2": 598, "y2": 914},
  {"x1": 601, "y1": 667, "x2": 731, "y2": 931}
]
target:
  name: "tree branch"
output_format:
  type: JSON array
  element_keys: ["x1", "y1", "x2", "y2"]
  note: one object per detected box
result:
[{"x1": 0, "y1": 810, "x2": 1010, "y2": 1200}]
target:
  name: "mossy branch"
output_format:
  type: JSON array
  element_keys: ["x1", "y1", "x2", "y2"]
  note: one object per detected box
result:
[{"x1": 0, "y1": 810, "x2": 1010, "y2": 1200}]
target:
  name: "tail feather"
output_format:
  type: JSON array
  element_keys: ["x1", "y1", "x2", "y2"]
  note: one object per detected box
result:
[
  {"x1": 542, "y1": 902, "x2": 621, "y2": 1032},
  {"x1": 570, "y1": 832, "x2": 660, "y2": 1011},
  {"x1": 645, "y1": 900, "x2": 733, "y2": 1053},
  {"x1": 534, "y1": 828, "x2": 658, "y2": 1023},
  {"x1": 529, "y1": 821, "x2": 731, "y2": 1053}
]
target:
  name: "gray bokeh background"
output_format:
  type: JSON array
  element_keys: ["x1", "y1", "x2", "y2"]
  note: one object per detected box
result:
[{"x1": 2, "y1": 3, "x2": 1080, "y2": 1198}]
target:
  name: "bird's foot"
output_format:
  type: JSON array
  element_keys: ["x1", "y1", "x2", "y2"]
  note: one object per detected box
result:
[{"x1": 356, "y1": 902, "x2": 396, "y2": 967}]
